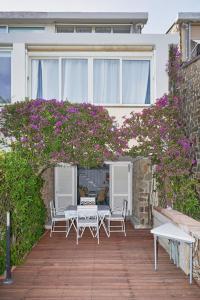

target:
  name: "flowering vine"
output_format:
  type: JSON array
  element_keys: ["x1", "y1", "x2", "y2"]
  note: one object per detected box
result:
[
  {"x1": 122, "y1": 45, "x2": 199, "y2": 215},
  {"x1": 0, "y1": 100, "x2": 126, "y2": 174}
]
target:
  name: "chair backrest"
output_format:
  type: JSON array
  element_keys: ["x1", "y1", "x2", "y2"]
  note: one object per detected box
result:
[
  {"x1": 77, "y1": 205, "x2": 98, "y2": 223},
  {"x1": 122, "y1": 200, "x2": 128, "y2": 218},
  {"x1": 80, "y1": 197, "x2": 96, "y2": 205},
  {"x1": 97, "y1": 188, "x2": 106, "y2": 203}
]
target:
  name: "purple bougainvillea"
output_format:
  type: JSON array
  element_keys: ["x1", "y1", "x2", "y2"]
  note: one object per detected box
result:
[{"x1": 0, "y1": 100, "x2": 126, "y2": 173}]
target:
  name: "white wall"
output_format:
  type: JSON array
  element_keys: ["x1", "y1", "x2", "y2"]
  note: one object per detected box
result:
[
  {"x1": 0, "y1": 31, "x2": 179, "y2": 121},
  {"x1": 11, "y1": 43, "x2": 26, "y2": 102}
]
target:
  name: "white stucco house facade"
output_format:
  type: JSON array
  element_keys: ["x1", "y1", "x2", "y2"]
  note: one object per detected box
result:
[{"x1": 0, "y1": 12, "x2": 179, "y2": 223}]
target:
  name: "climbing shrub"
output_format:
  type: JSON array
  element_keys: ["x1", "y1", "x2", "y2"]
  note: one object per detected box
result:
[
  {"x1": 0, "y1": 151, "x2": 46, "y2": 274},
  {"x1": 122, "y1": 45, "x2": 200, "y2": 218},
  {"x1": 0, "y1": 100, "x2": 126, "y2": 174}
]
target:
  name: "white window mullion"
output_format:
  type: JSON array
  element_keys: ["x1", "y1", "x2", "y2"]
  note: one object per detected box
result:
[
  {"x1": 59, "y1": 58, "x2": 62, "y2": 100},
  {"x1": 120, "y1": 59, "x2": 122, "y2": 104},
  {"x1": 88, "y1": 58, "x2": 93, "y2": 103}
]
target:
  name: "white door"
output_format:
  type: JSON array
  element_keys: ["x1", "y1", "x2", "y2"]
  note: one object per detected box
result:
[
  {"x1": 55, "y1": 164, "x2": 77, "y2": 214},
  {"x1": 110, "y1": 163, "x2": 132, "y2": 215}
]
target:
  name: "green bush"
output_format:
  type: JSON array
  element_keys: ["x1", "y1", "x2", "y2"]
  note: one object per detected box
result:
[
  {"x1": 172, "y1": 177, "x2": 200, "y2": 220},
  {"x1": 0, "y1": 151, "x2": 46, "y2": 274}
]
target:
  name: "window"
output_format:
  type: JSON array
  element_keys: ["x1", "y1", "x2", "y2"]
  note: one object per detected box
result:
[
  {"x1": 56, "y1": 25, "x2": 74, "y2": 33},
  {"x1": 95, "y1": 26, "x2": 111, "y2": 33},
  {"x1": 76, "y1": 26, "x2": 92, "y2": 33},
  {"x1": 8, "y1": 27, "x2": 44, "y2": 33},
  {"x1": 0, "y1": 26, "x2": 7, "y2": 33},
  {"x1": 62, "y1": 59, "x2": 88, "y2": 102},
  {"x1": 93, "y1": 59, "x2": 120, "y2": 104},
  {"x1": 113, "y1": 25, "x2": 131, "y2": 33},
  {"x1": 31, "y1": 56, "x2": 151, "y2": 105},
  {"x1": 0, "y1": 51, "x2": 11, "y2": 104},
  {"x1": 31, "y1": 59, "x2": 59, "y2": 99},
  {"x1": 122, "y1": 60, "x2": 150, "y2": 104}
]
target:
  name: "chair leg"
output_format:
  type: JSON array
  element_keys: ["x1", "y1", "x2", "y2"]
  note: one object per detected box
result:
[
  {"x1": 97, "y1": 227, "x2": 99, "y2": 244},
  {"x1": 50, "y1": 221, "x2": 54, "y2": 237},
  {"x1": 77, "y1": 227, "x2": 79, "y2": 245},
  {"x1": 123, "y1": 220, "x2": 126, "y2": 237},
  {"x1": 108, "y1": 219, "x2": 110, "y2": 237}
]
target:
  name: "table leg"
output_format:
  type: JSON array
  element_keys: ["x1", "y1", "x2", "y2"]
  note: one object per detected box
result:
[
  {"x1": 154, "y1": 235, "x2": 158, "y2": 271},
  {"x1": 189, "y1": 243, "x2": 193, "y2": 284}
]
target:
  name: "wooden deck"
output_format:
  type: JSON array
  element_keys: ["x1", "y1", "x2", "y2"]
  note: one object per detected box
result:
[{"x1": 0, "y1": 222, "x2": 199, "y2": 300}]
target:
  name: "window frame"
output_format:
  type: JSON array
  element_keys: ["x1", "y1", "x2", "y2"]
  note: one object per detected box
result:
[
  {"x1": 0, "y1": 48, "x2": 12, "y2": 105},
  {"x1": 28, "y1": 51, "x2": 154, "y2": 106}
]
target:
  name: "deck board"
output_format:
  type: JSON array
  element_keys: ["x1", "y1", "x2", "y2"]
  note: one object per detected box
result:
[{"x1": 0, "y1": 223, "x2": 199, "y2": 299}]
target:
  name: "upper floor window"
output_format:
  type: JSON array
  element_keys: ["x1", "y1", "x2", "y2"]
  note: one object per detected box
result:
[
  {"x1": 31, "y1": 56, "x2": 151, "y2": 105},
  {"x1": 8, "y1": 27, "x2": 44, "y2": 33},
  {"x1": 0, "y1": 26, "x2": 7, "y2": 33},
  {"x1": 0, "y1": 51, "x2": 11, "y2": 104},
  {"x1": 56, "y1": 24, "x2": 133, "y2": 34}
]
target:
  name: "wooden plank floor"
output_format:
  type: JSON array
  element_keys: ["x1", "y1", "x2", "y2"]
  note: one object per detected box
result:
[{"x1": 0, "y1": 222, "x2": 199, "y2": 300}]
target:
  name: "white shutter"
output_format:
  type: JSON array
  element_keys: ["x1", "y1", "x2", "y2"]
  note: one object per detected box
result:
[
  {"x1": 110, "y1": 163, "x2": 132, "y2": 215},
  {"x1": 55, "y1": 164, "x2": 77, "y2": 214}
]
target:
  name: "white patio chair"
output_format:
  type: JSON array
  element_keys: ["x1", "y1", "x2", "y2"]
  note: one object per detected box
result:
[
  {"x1": 49, "y1": 201, "x2": 69, "y2": 237},
  {"x1": 76, "y1": 205, "x2": 99, "y2": 244},
  {"x1": 106, "y1": 199, "x2": 128, "y2": 237},
  {"x1": 80, "y1": 197, "x2": 96, "y2": 205}
]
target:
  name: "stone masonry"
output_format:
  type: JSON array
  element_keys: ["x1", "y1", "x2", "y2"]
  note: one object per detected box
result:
[
  {"x1": 132, "y1": 157, "x2": 152, "y2": 227},
  {"x1": 179, "y1": 56, "x2": 200, "y2": 187}
]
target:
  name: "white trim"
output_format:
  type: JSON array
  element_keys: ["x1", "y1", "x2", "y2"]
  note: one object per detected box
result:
[
  {"x1": 104, "y1": 161, "x2": 133, "y2": 166},
  {"x1": 28, "y1": 51, "x2": 153, "y2": 57}
]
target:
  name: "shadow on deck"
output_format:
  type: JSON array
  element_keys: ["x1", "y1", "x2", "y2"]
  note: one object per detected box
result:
[{"x1": 0, "y1": 222, "x2": 199, "y2": 300}]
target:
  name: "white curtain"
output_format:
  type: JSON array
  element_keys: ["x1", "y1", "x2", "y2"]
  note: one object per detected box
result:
[
  {"x1": 0, "y1": 52, "x2": 11, "y2": 103},
  {"x1": 31, "y1": 59, "x2": 59, "y2": 99},
  {"x1": 93, "y1": 59, "x2": 120, "y2": 104},
  {"x1": 62, "y1": 59, "x2": 88, "y2": 103},
  {"x1": 122, "y1": 60, "x2": 150, "y2": 104}
]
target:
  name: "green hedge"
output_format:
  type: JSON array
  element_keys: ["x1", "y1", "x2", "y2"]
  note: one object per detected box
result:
[{"x1": 0, "y1": 151, "x2": 46, "y2": 274}]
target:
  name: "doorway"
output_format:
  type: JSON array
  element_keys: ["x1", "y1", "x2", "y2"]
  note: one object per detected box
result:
[{"x1": 77, "y1": 165, "x2": 110, "y2": 205}]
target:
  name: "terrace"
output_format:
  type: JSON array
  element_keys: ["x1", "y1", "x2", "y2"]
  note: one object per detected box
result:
[{"x1": 0, "y1": 223, "x2": 200, "y2": 300}]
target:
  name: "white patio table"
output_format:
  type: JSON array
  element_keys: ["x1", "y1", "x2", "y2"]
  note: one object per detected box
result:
[
  {"x1": 64, "y1": 205, "x2": 111, "y2": 237},
  {"x1": 151, "y1": 222, "x2": 195, "y2": 284}
]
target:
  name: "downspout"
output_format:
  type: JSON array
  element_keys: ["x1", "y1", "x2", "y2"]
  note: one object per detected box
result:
[{"x1": 188, "y1": 22, "x2": 191, "y2": 60}]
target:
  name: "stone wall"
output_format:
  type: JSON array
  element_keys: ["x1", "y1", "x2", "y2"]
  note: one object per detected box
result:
[
  {"x1": 132, "y1": 157, "x2": 152, "y2": 227},
  {"x1": 179, "y1": 56, "x2": 200, "y2": 186},
  {"x1": 41, "y1": 168, "x2": 54, "y2": 224}
]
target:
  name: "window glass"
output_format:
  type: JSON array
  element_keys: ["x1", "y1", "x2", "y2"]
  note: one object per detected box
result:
[
  {"x1": 0, "y1": 52, "x2": 11, "y2": 103},
  {"x1": 31, "y1": 59, "x2": 59, "y2": 99},
  {"x1": 8, "y1": 27, "x2": 44, "y2": 33},
  {"x1": 122, "y1": 60, "x2": 150, "y2": 104},
  {"x1": 75, "y1": 26, "x2": 92, "y2": 33},
  {"x1": 0, "y1": 26, "x2": 7, "y2": 32},
  {"x1": 93, "y1": 59, "x2": 120, "y2": 104},
  {"x1": 113, "y1": 26, "x2": 131, "y2": 33},
  {"x1": 62, "y1": 59, "x2": 88, "y2": 102},
  {"x1": 56, "y1": 26, "x2": 74, "y2": 33}
]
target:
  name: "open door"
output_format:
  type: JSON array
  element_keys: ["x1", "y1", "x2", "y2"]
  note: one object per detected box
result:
[
  {"x1": 54, "y1": 163, "x2": 77, "y2": 214},
  {"x1": 110, "y1": 163, "x2": 132, "y2": 215}
]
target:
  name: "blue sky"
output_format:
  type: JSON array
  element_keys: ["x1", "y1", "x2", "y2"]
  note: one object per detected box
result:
[{"x1": 0, "y1": 0, "x2": 200, "y2": 33}]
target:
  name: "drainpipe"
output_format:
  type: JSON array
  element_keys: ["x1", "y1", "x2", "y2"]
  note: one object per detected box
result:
[
  {"x1": 182, "y1": 23, "x2": 190, "y2": 61},
  {"x1": 188, "y1": 22, "x2": 191, "y2": 60}
]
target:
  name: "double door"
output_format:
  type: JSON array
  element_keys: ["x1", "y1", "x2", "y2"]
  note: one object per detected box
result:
[{"x1": 54, "y1": 162, "x2": 132, "y2": 215}]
